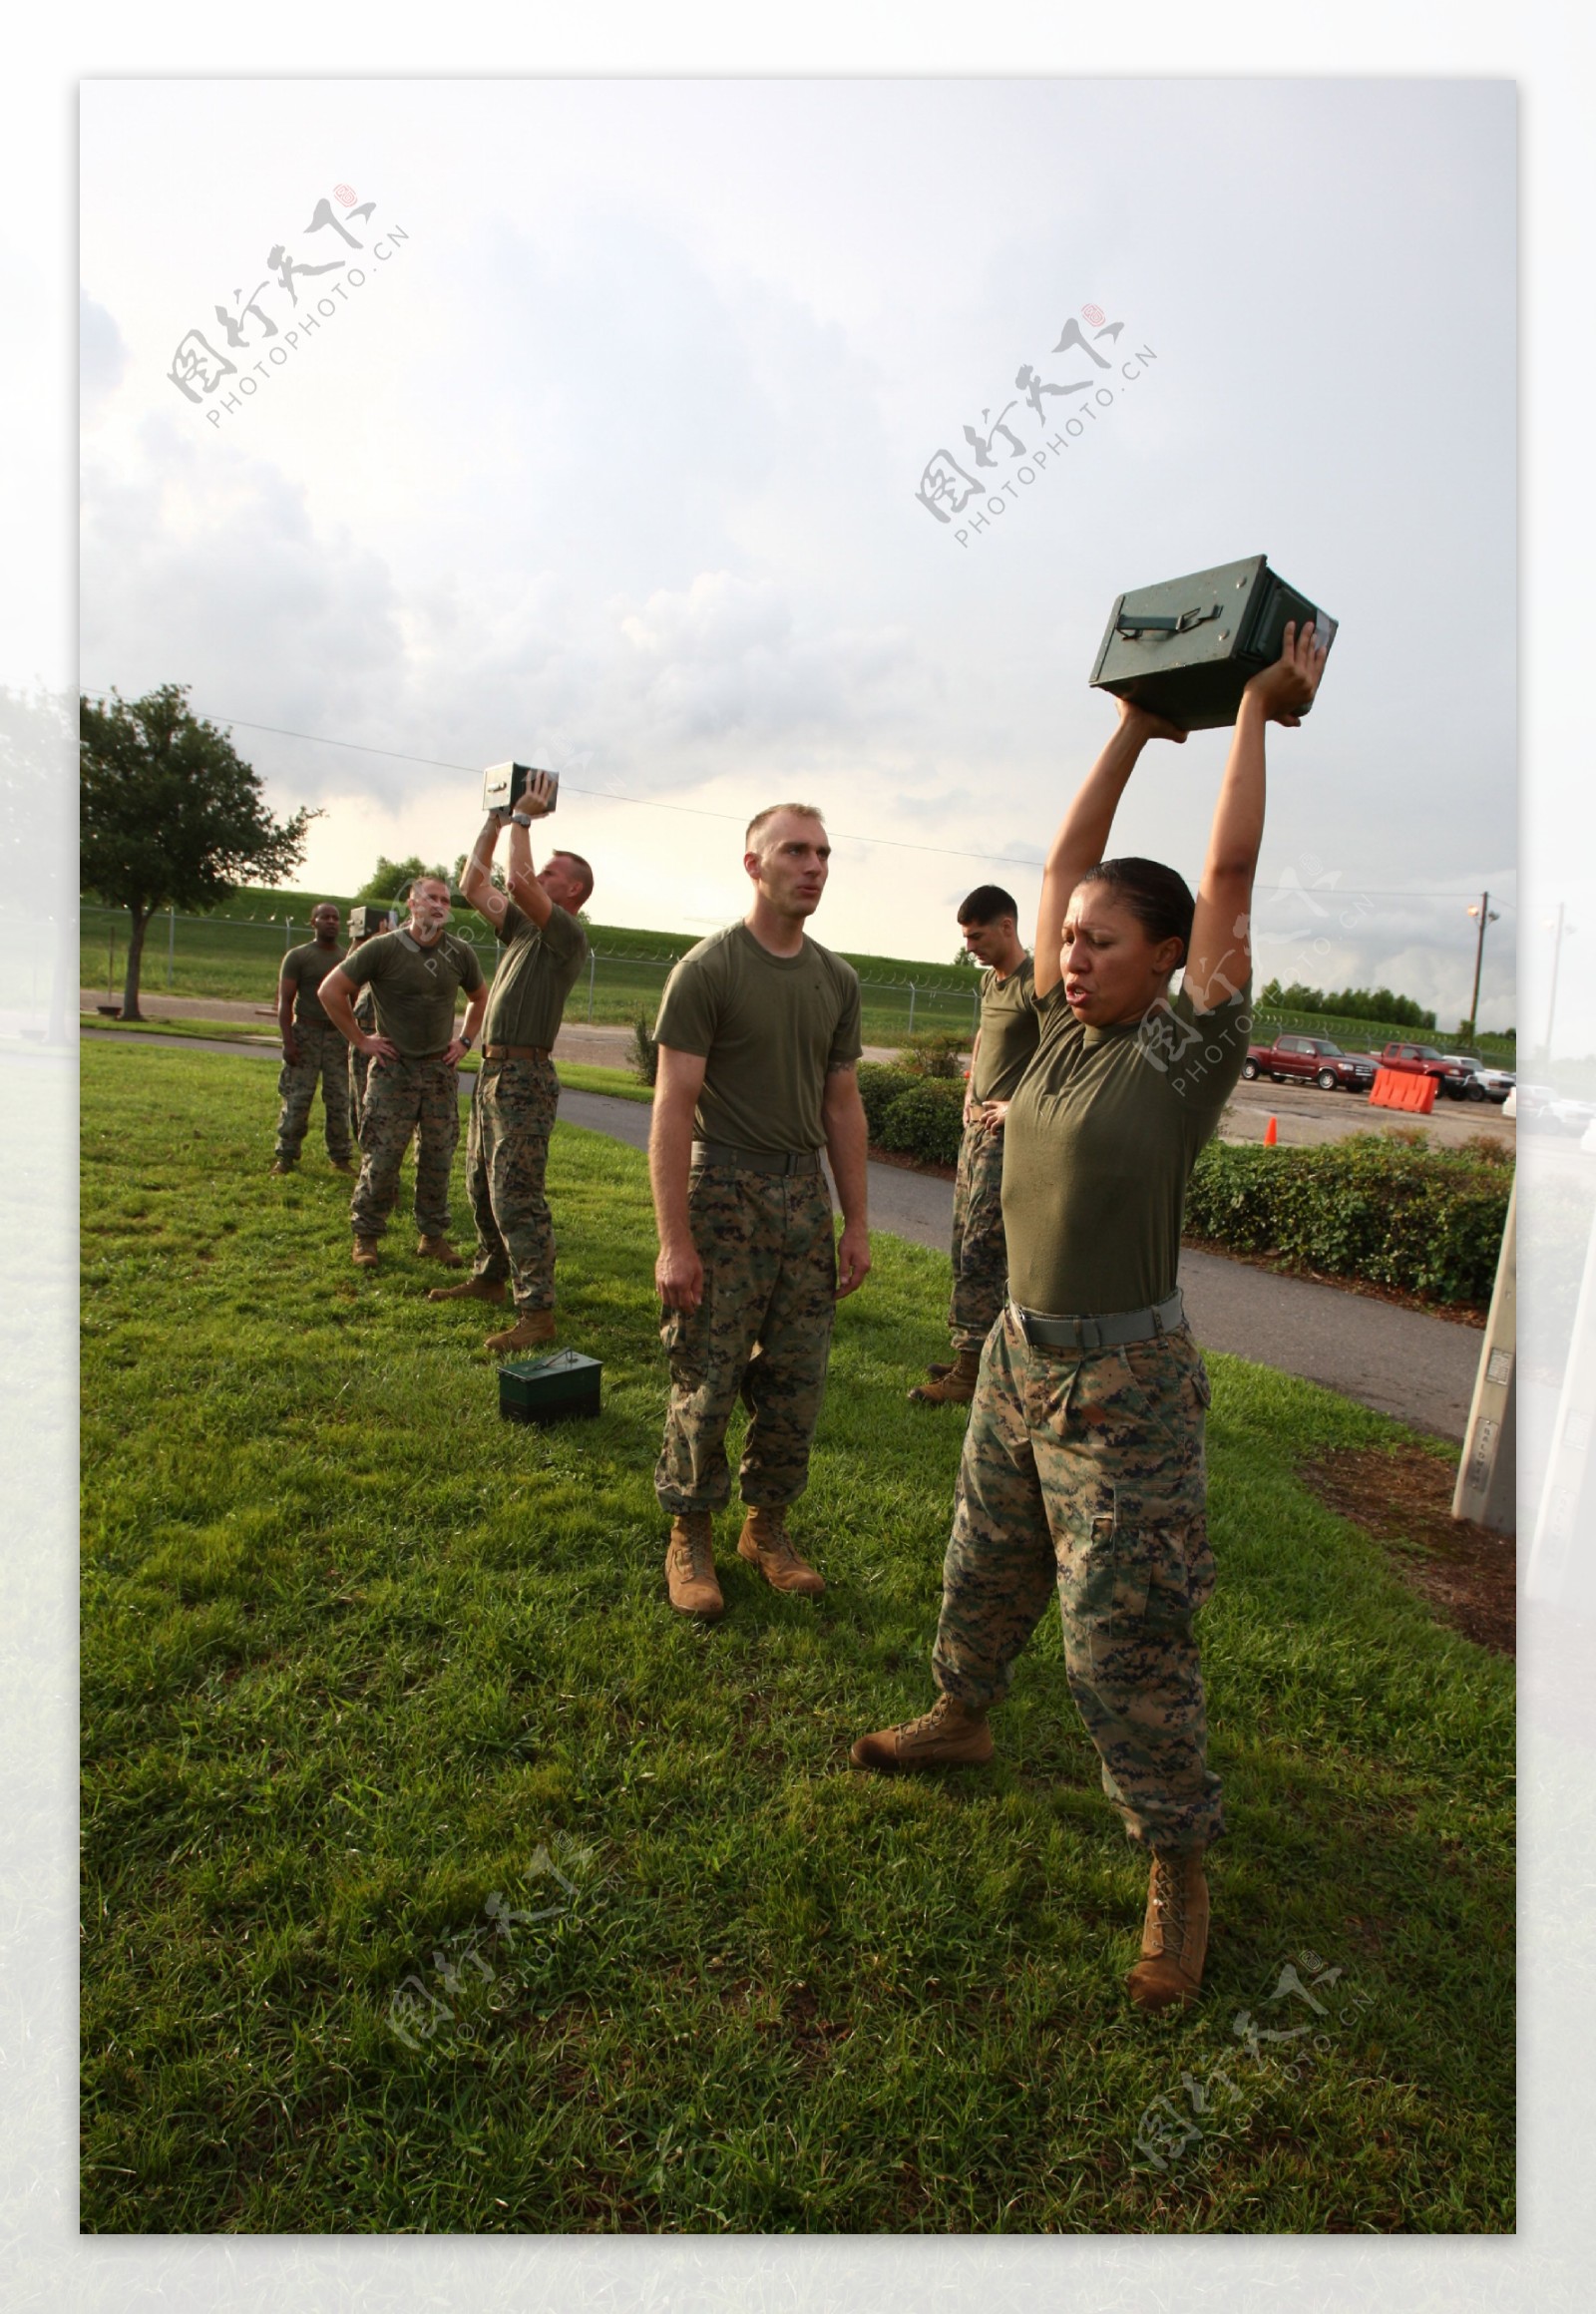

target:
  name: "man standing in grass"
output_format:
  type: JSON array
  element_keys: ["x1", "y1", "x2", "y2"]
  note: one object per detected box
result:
[
  {"x1": 269, "y1": 902, "x2": 354, "y2": 1177},
  {"x1": 910, "y1": 885, "x2": 1037, "y2": 1406},
  {"x1": 319, "y1": 877, "x2": 488, "y2": 1273},
  {"x1": 429, "y1": 776, "x2": 594, "y2": 1354},
  {"x1": 650, "y1": 803, "x2": 871, "y2": 1621}
]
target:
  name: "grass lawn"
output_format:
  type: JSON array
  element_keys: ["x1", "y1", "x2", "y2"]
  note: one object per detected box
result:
[{"x1": 80, "y1": 1045, "x2": 1513, "y2": 2234}]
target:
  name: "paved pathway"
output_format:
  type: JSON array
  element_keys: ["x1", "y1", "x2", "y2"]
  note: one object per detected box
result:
[
  {"x1": 557, "y1": 1091, "x2": 1481, "y2": 1441},
  {"x1": 83, "y1": 1032, "x2": 1484, "y2": 1441}
]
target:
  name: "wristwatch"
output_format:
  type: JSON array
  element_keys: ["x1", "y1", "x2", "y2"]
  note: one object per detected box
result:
[
  {"x1": 511, "y1": 810, "x2": 534, "y2": 828},
  {"x1": 459, "y1": 1034, "x2": 474, "y2": 1051}
]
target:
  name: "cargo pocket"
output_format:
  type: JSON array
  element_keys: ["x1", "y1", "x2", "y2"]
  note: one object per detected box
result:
[{"x1": 1063, "y1": 1494, "x2": 1154, "y2": 1675}]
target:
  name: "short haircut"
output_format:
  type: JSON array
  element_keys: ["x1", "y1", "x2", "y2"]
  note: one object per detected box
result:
[
  {"x1": 745, "y1": 802, "x2": 826, "y2": 855},
  {"x1": 1076, "y1": 857, "x2": 1196, "y2": 966},
  {"x1": 311, "y1": 899, "x2": 339, "y2": 914},
  {"x1": 957, "y1": 884, "x2": 1018, "y2": 928},
  {"x1": 409, "y1": 874, "x2": 451, "y2": 901},
  {"x1": 552, "y1": 850, "x2": 595, "y2": 908}
]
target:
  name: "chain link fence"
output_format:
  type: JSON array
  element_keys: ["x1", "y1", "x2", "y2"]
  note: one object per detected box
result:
[{"x1": 77, "y1": 904, "x2": 1514, "y2": 1066}]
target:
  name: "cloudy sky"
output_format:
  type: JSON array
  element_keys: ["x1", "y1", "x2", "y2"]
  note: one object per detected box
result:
[{"x1": 80, "y1": 78, "x2": 1519, "y2": 1027}]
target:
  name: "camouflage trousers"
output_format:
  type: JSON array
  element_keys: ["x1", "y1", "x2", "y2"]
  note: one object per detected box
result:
[
  {"x1": 348, "y1": 1043, "x2": 370, "y2": 1146},
  {"x1": 466, "y1": 1053, "x2": 561, "y2": 1312},
  {"x1": 655, "y1": 1165, "x2": 837, "y2": 1516},
  {"x1": 933, "y1": 1304, "x2": 1222, "y2": 1852},
  {"x1": 949, "y1": 1116, "x2": 1008, "y2": 1352},
  {"x1": 274, "y1": 1021, "x2": 353, "y2": 1164},
  {"x1": 349, "y1": 1052, "x2": 461, "y2": 1241}
]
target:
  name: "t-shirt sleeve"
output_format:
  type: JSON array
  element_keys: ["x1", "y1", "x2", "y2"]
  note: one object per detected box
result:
[
  {"x1": 454, "y1": 937, "x2": 486, "y2": 994},
  {"x1": 340, "y1": 941, "x2": 380, "y2": 989},
  {"x1": 654, "y1": 950, "x2": 718, "y2": 1056},
  {"x1": 496, "y1": 899, "x2": 530, "y2": 949},
  {"x1": 541, "y1": 903, "x2": 586, "y2": 963},
  {"x1": 1162, "y1": 978, "x2": 1254, "y2": 1110},
  {"x1": 826, "y1": 964, "x2": 864, "y2": 1069}
]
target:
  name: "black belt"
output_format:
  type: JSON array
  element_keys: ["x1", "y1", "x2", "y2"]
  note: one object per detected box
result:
[
  {"x1": 484, "y1": 1043, "x2": 552, "y2": 1061},
  {"x1": 1010, "y1": 1289, "x2": 1186, "y2": 1353},
  {"x1": 691, "y1": 1141, "x2": 822, "y2": 1176}
]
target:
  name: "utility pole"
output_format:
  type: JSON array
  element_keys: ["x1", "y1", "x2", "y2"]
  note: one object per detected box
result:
[{"x1": 1464, "y1": 892, "x2": 1498, "y2": 1036}]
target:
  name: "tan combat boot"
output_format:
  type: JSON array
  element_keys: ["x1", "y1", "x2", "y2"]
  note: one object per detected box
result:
[
  {"x1": 850, "y1": 1693, "x2": 994, "y2": 1773},
  {"x1": 485, "y1": 1309, "x2": 558, "y2": 1354},
  {"x1": 908, "y1": 1347, "x2": 982, "y2": 1405},
  {"x1": 329, "y1": 1157, "x2": 355, "y2": 1175},
  {"x1": 665, "y1": 1509, "x2": 723, "y2": 1621},
  {"x1": 925, "y1": 1358, "x2": 956, "y2": 1380},
  {"x1": 1125, "y1": 1847, "x2": 1210, "y2": 2012},
  {"x1": 427, "y1": 1275, "x2": 511, "y2": 1306},
  {"x1": 737, "y1": 1505, "x2": 825, "y2": 1597},
  {"x1": 269, "y1": 1158, "x2": 296, "y2": 1177},
  {"x1": 351, "y1": 1236, "x2": 380, "y2": 1268},
  {"x1": 416, "y1": 1236, "x2": 464, "y2": 1267}
]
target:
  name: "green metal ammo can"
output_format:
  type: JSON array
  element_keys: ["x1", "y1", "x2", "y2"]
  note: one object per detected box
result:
[
  {"x1": 1089, "y1": 554, "x2": 1337, "y2": 730},
  {"x1": 498, "y1": 1349, "x2": 602, "y2": 1425}
]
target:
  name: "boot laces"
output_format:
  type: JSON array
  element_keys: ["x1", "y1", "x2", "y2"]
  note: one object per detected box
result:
[
  {"x1": 674, "y1": 1520, "x2": 713, "y2": 1580},
  {"x1": 1150, "y1": 1856, "x2": 1190, "y2": 1951}
]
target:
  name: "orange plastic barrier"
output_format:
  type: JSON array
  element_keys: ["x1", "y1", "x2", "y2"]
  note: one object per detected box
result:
[{"x1": 1369, "y1": 1066, "x2": 1437, "y2": 1114}]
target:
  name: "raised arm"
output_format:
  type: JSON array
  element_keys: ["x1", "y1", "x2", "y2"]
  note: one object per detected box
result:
[
  {"x1": 1184, "y1": 620, "x2": 1327, "y2": 1014},
  {"x1": 1033, "y1": 702, "x2": 1187, "y2": 996},
  {"x1": 650, "y1": 1044, "x2": 709, "y2": 1313},
  {"x1": 461, "y1": 813, "x2": 511, "y2": 928}
]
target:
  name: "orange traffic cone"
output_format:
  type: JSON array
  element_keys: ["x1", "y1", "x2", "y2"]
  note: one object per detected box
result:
[{"x1": 1264, "y1": 1115, "x2": 1279, "y2": 1146}]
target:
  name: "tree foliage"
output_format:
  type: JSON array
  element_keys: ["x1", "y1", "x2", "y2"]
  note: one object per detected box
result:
[
  {"x1": 352, "y1": 853, "x2": 454, "y2": 904},
  {"x1": 1259, "y1": 977, "x2": 1436, "y2": 1029},
  {"x1": 80, "y1": 684, "x2": 315, "y2": 1018}
]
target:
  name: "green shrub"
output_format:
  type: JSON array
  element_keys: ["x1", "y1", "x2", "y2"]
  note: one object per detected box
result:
[
  {"x1": 878, "y1": 1079, "x2": 966, "y2": 1168},
  {"x1": 629, "y1": 1014, "x2": 659, "y2": 1087},
  {"x1": 896, "y1": 1029, "x2": 971, "y2": 1079},
  {"x1": 857, "y1": 1062, "x2": 918, "y2": 1143},
  {"x1": 1184, "y1": 1133, "x2": 1511, "y2": 1307}
]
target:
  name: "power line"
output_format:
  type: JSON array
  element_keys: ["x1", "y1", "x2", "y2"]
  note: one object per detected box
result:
[{"x1": 79, "y1": 687, "x2": 1516, "y2": 902}]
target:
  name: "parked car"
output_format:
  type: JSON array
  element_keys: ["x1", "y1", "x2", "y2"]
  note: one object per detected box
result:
[
  {"x1": 1465, "y1": 1063, "x2": 1515, "y2": 1105},
  {"x1": 1241, "y1": 1033, "x2": 1378, "y2": 1091},
  {"x1": 1377, "y1": 1041, "x2": 1476, "y2": 1098},
  {"x1": 1437, "y1": 1055, "x2": 1505, "y2": 1103}
]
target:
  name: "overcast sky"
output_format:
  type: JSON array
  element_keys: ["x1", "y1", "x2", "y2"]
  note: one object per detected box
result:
[{"x1": 80, "y1": 78, "x2": 1519, "y2": 1028}]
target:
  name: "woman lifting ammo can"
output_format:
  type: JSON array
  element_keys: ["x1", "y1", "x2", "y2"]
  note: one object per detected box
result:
[{"x1": 851, "y1": 619, "x2": 1329, "y2": 2011}]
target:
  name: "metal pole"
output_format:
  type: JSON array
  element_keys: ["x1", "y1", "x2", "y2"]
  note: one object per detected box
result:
[
  {"x1": 908, "y1": 981, "x2": 917, "y2": 1035},
  {"x1": 1544, "y1": 903, "x2": 1565, "y2": 1059},
  {"x1": 168, "y1": 905, "x2": 177, "y2": 988},
  {"x1": 1452, "y1": 1174, "x2": 1516, "y2": 1534},
  {"x1": 587, "y1": 950, "x2": 597, "y2": 1024},
  {"x1": 1467, "y1": 892, "x2": 1488, "y2": 1034},
  {"x1": 285, "y1": 918, "x2": 293, "y2": 954}
]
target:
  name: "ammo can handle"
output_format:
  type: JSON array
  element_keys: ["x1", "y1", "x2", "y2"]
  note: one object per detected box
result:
[{"x1": 1116, "y1": 600, "x2": 1222, "y2": 639}]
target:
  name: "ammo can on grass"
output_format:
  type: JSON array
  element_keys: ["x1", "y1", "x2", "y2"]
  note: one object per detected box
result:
[
  {"x1": 498, "y1": 1349, "x2": 601, "y2": 1424},
  {"x1": 1089, "y1": 554, "x2": 1337, "y2": 730}
]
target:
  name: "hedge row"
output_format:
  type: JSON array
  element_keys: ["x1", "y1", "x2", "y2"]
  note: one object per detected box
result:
[
  {"x1": 858, "y1": 1063, "x2": 965, "y2": 1166},
  {"x1": 858, "y1": 1064, "x2": 1511, "y2": 1306},
  {"x1": 1182, "y1": 1135, "x2": 1511, "y2": 1308}
]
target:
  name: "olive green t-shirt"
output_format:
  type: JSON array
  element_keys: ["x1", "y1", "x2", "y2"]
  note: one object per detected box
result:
[
  {"x1": 1001, "y1": 977, "x2": 1253, "y2": 1315},
  {"x1": 482, "y1": 899, "x2": 588, "y2": 1050},
  {"x1": 280, "y1": 939, "x2": 345, "y2": 1026},
  {"x1": 654, "y1": 921, "x2": 864, "y2": 1154},
  {"x1": 339, "y1": 928, "x2": 485, "y2": 1058},
  {"x1": 971, "y1": 955, "x2": 1039, "y2": 1102}
]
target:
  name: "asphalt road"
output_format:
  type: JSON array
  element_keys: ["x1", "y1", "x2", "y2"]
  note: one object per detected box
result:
[
  {"x1": 559, "y1": 1089, "x2": 1482, "y2": 1442},
  {"x1": 82, "y1": 1034, "x2": 1484, "y2": 1441}
]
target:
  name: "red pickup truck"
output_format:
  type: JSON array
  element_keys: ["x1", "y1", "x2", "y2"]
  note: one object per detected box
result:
[
  {"x1": 1241, "y1": 1033, "x2": 1377, "y2": 1092},
  {"x1": 1377, "y1": 1041, "x2": 1475, "y2": 1098}
]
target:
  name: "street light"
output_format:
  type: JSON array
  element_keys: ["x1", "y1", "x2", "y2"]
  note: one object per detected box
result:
[{"x1": 1464, "y1": 893, "x2": 1500, "y2": 1037}]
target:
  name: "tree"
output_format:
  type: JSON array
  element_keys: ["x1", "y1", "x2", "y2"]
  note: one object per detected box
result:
[
  {"x1": 80, "y1": 684, "x2": 315, "y2": 1019},
  {"x1": 352, "y1": 853, "x2": 450, "y2": 904}
]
